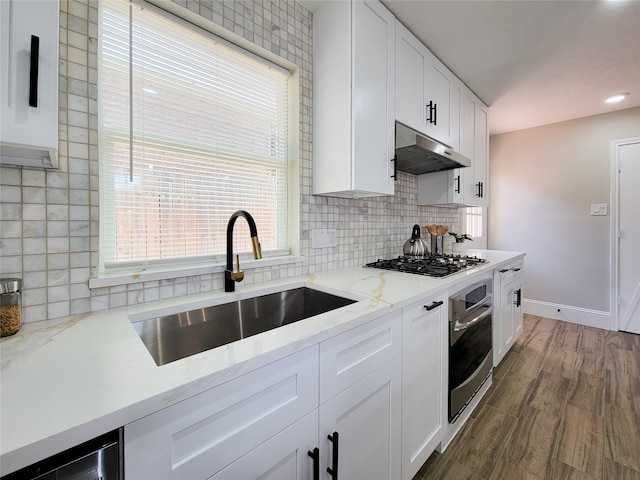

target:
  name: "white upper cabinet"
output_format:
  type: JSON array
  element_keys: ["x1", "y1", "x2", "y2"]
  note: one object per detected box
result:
[
  {"x1": 313, "y1": 0, "x2": 396, "y2": 197},
  {"x1": 417, "y1": 84, "x2": 490, "y2": 207},
  {"x1": 0, "y1": 0, "x2": 59, "y2": 168},
  {"x1": 473, "y1": 101, "x2": 490, "y2": 207},
  {"x1": 395, "y1": 21, "x2": 459, "y2": 150},
  {"x1": 395, "y1": 23, "x2": 426, "y2": 134}
]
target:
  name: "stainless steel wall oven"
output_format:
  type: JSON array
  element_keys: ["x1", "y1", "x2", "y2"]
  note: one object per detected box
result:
[{"x1": 448, "y1": 276, "x2": 493, "y2": 423}]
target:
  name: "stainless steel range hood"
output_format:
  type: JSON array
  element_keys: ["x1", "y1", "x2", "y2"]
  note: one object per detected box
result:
[{"x1": 395, "y1": 122, "x2": 471, "y2": 175}]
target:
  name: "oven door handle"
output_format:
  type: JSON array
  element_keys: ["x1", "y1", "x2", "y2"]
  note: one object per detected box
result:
[{"x1": 453, "y1": 305, "x2": 493, "y2": 332}]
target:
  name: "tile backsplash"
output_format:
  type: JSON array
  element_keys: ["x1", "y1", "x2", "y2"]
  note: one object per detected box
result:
[{"x1": 0, "y1": 0, "x2": 459, "y2": 324}]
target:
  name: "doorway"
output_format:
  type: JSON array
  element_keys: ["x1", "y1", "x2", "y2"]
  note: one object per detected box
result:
[{"x1": 613, "y1": 138, "x2": 640, "y2": 334}]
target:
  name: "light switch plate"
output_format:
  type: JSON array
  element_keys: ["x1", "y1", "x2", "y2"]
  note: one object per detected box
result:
[
  {"x1": 590, "y1": 204, "x2": 608, "y2": 216},
  {"x1": 311, "y1": 229, "x2": 337, "y2": 248}
]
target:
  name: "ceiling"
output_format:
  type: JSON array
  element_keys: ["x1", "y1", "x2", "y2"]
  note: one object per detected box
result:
[{"x1": 301, "y1": 0, "x2": 640, "y2": 135}]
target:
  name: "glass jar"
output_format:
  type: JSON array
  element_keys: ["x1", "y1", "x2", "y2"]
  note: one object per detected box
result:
[{"x1": 0, "y1": 278, "x2": 22, "y2": 337}]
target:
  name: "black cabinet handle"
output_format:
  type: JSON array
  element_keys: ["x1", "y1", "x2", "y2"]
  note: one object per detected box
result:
[
  {"x1": 476, "y1": 182, "x2": 482, "y2": 197},
  {"x1": 307, "y1": 447, "x2": 319, "y2": 480},
  {"x1": 499, "y1": 269, "x2": 509, "y2": 273},
  {"x1": 454, "y1": 175, "x2": 461, "y2": 194},
  {"x1": 426, "y1": 100, "x2": 437, "y2": 125},
  {"x1": 511, "y1": 267, "x2": 521, "y2": 272},
  {"x1": 515, "y1": 289, "x2": 522, "y2": 307},
  {"x1": 391, "y1": 155, "x2": 397, "y2": 181},
  {"x1": 29, "y1": 35, "x2": 40, "y2": 107},
  {"x1": 424, "y1": 300, "x2": 444, "y2": 311},
  {"x1": 327, "y1": 432, "x2": 339, "y2": 479}
]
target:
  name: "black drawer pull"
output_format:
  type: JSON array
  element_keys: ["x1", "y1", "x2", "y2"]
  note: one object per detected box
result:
[
  {"x1": 424, "y1": 300, "x2": 444, "y2": 311},
  {"x1": 511, "y1": 267, "x2": 521, "y2": 272},
  {"x1": 499, "y1": 269, "x2": 509, "y2": 273}
]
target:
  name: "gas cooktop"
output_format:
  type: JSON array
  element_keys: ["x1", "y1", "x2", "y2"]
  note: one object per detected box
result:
[{"x1": 365, "y1": 254, "x2": 488, "y2": 278}]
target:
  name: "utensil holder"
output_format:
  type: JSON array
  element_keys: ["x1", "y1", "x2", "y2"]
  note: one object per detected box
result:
[{"x1": 431, "y1": 235, "x2": 444, "y2": 255}]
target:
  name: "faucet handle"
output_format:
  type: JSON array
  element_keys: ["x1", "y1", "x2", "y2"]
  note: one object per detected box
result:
[{"x1": 231, "y1": 254, "x2": 244, "y2": 282}]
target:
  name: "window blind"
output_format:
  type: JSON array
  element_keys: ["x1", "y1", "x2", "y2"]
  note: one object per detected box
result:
[{"x1": 100, "y1": 0, "x2": 289, "y2": 269}]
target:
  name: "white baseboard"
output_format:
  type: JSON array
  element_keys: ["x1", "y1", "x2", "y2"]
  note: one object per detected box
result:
[{"x1": 522, "y1": 298, "x2": 614, "y2": 331}]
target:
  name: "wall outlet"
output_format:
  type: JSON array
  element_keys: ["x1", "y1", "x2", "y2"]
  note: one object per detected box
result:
[
  {"x1": 311, "y1": 229, "x2": 337, "y2": 248},
  {"x1": 590, "y1": 204, "x2": 608, "y2": 216}
]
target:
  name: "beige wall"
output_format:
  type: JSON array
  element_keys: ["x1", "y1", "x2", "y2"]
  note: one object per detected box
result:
[{"x1": 489, "y1": 107, "x2": 640, "y2": 317}]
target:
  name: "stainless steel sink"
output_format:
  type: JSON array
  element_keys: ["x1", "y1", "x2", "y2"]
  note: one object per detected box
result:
[{"x1": 132, "y1": 287, "x2": 357, "y2": 366}]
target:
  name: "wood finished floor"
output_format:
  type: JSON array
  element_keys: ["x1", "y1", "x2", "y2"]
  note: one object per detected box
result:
[{"x1": 413, "y1": 314, "x2": 640, "y2": 480}]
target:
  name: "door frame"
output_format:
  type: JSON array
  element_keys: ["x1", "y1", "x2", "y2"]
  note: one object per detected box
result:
[{"x1": 610, "y1": 136, "x2": 640, "y2": 331}]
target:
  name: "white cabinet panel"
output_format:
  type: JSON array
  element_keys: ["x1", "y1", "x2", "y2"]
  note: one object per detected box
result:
[
  {"x1": 0, "y1": 0, "x2": 59, "y2": 168},
  {"x1": 319, "y1": 356, "x2": 402, "y2": 480},
  {"x1": 395, "y1": 22, "x2": 426, "y2": 133},
  {"x1": 125, "y1": 347, "x2": 318, "y2": 480},
  {"x1": 401, "y1": 295, "x2": 447, "y2": 480},
  {"x1": 395, "y1": 21, "x2": 458, "y2": 149},
  {"x1": 209, "y1": 411, "x2": 318, "y2": 480},
  {"x1": 494, "y1": 262, "x2": 524, "y2": 366},
  {"x1": 319, "y1": 310, "x2": 401, "y2": 403},
  {"x1": 313, "y1": 0, "x2": 395, "y2": 197}
]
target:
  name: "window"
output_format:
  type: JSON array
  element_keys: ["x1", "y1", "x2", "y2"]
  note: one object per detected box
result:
[
  {"x1": 99, "y1": 0, "x2": 290, "y2": 273},
  {"x1": 461, "y1": 206, "x2": 487, "y2": 249}
]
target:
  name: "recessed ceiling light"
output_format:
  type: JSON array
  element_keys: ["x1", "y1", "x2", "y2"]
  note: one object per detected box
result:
[{"x1": 604, "y1": 93, "x2": 629, "y2": 104}]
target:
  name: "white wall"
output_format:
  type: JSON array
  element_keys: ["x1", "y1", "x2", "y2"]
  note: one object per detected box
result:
[{"x1": 489, "y1": 107, "x2": 640, "y2": 328}]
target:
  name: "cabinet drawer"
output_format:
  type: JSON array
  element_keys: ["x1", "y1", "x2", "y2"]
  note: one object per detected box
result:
[
  {"x1": 125, "y1": 346, "x2": 318, "y2": 480},
  {"x1": 319, "y1": 311, "x2": 401, "y2": 403},
  {"x1": 497, "y1": 261, "x2": 523, "y2": 284}
]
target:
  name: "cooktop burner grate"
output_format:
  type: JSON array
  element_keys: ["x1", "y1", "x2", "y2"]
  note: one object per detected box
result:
[{"x1": 365, "y1": 254, "x2": 487, "y2": 278}]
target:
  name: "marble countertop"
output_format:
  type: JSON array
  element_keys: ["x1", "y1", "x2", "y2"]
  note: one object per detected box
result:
[{"x1": 0, "y1": 249, "x2": 524, "y2": 475}]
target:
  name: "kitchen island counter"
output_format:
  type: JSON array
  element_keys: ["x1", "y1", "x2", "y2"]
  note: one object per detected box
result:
[{"x1": 0, "y1": 249, "x2": 523, "y2": 475}]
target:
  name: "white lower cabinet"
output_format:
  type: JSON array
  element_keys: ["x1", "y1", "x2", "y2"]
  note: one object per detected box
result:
[
  {"x1": 318, "y1": 311, "x2": 402, "y2": 479},
  {"x1": 125, "y1": 312, "x2": 402, "y2": 480},
  {"x1": 124, "y1": 347, "x2": 319, "y2": 480},
  {"x1": 401, "y1": 295, "x2": 447, "y2": 480},
  {"x1": 319, "y1": 355, "x2": 402, "y2": 480},
  {"x1": 494, "y1": 261, "x2": 524, "y2": 366}
]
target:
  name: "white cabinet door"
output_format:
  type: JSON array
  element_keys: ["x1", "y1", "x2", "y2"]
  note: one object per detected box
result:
[
  {"x1": 494, "y1": 263, "x2": 524, "y2": 366},
  {"x1": 473, "y1": 103, "x2": 490, "y2": 207},
  {"x1": 209, "y1": 411, "x2": 318, "y2": 480},
  {"x1": 401, "y1": 295, "x2": 447, "y2": 480},
  {"x1": 352, "y1": 0, "x2": 396, "y2": 196},
  {"x1": 125, "y1": 347, "x2": 319, "y2": 480},
  {"x1": 0, "y1": 0, "x2": 59, "y2": 167},
  {"x1": 319, "y1": 356, "x2": 402, "y2": 480},
  {"x1": 508, "y1": 277, "x2": 524, "y2": 340},
  {"x1": 395, "y1": 22, "x2": 458, "y2": 150},
  {"x1": 395, "y1": 21, "x2": 426, "y2": 134},
  {"x1": 423, "y1": 56, "x2": 458, "y2": 149},
  {"x1": 313, "y1": 0, "x2": 395, "y2": 197}
]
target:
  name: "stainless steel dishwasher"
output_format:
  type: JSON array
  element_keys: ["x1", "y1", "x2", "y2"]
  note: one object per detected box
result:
[{"x1": 1, "y1": 429, "x2": 123, "y2": 480}]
